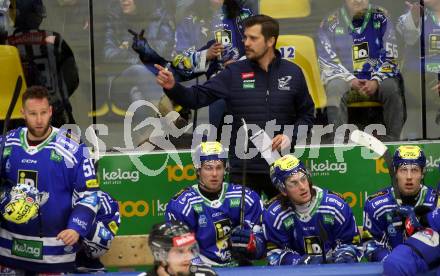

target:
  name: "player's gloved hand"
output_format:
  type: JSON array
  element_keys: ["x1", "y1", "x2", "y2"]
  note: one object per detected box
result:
[
  {"x1": 361, "y1": 237, "x2": 391, "y2": 262},
  {"x1": 395, "y1": 205, "x2": 424, "y2": 236},
  {"x1": 267, "y1": 248, "x2": 302, "y2": 266},
  {"x1": 129, "y1": 29, "x2": 167, "y2": 65},
  {"x1": 230, "y1": 226, "x2": 265, "y2": 259},
  {"x1": 298, "y1": 254, "x2": 324, "y2": 265},
  {"x1": 330, "y1": 244, "x2": 361, "y2": 263}
]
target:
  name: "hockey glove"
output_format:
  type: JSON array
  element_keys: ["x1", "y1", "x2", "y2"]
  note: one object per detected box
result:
[
  {"x1": 362, "y1": 239, "x2": 390, "y2": 262},
  {"x1": 395, "y1": 205, "x2": 427, "y2": 236},
  {"x1": 230, "y1": 226, "x2": 265, "y2": 259},
  {"x1": 298, "y1": 254, "x2": 324, "y2": 265},
  {"x1": 129, "y1": 29, "x2": 167, "y2": 66},
  {"x1": 330, "y1": 244, "x2": 361, "y2": 263},
  {"x1": 267, "y1": 248, "x2": 302, "y2": 266}
]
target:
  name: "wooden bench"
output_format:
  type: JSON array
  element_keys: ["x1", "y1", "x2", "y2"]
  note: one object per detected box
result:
[{"x1": 100, "y1": 235, "x2": 153, "y2": 268}]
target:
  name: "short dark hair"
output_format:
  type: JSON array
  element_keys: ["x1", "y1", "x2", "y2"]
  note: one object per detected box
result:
[
  {"x1": 243, "y1": 14, "x2": 279, "y2": 47},
  {"x1": 22, "y1": 85, "x2": 50, "y2": 105}
]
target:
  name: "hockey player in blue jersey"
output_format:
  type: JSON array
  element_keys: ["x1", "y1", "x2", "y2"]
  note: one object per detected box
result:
[
  {"x1": 165, "y1": 141, "x2": 265, "y2": 266},
  {"x1": 263, "y1": 154, "x2": 361, "y2": 266},
  {"x1": 362, "y1": 145, "x2": 437, "y2": 262},
  {"x1": 75, "y1": 191, "x2": 121, "y2": 273},
  {"x1": 0, "y1": 86, "x2": 99, "y2": 273},
  {"x1": 317, "y1": 0, "x2": 404, "y2": 141},
  {"x1": 383, "y1": 204, "x2": 440, "y2": 275}
]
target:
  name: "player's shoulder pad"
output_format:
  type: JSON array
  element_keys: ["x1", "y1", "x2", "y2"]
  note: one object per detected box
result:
[
  {"x1": 328, "y1": 190, "x2": 344, "y2": 199},
  {"x1": 239, "y1": 7, "x2": 253, "y2": 19},
  {"x1": 366, "y1": 189, "x2": 389, "y2": 202},
  {"x1": 54, "y1": 128, "x2": 81, "y2": 154},
  {"x1": 171, "y1": 187, "x2": 198, "y2": 205},
  {"x1": 265, "y1": 195, "x2": 284, "y2": 214},
  {"x1": 6, "y1": 128, "x2": 20, "y2": 139},
  {"x1": 323, "y1": 190, "x2": 347, "y2": 209},
  {"x1": 230, "y1": 183, "x2": 255, "y2": 195},
  {"x1": 372, "y1": 6, "x2": 389, "y2": 21},
  {"x1": 321, "y1": 9, "x2": 340, "y2": 30}
]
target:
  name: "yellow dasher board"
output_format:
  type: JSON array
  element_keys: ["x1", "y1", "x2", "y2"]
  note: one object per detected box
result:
[{"x1": 0, "y1": 45, "x2": 26, "y2": 120}]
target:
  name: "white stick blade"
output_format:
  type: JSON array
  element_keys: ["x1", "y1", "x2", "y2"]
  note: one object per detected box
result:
[{"x1": 350, "y1": 130, "x2": 387, "y2": 156}]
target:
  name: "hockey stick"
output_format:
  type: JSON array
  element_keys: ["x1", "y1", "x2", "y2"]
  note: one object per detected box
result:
[
  {"x1": 349, "y1": 130, "x2": 400, "y2": 204},
  {"x1": 239, "y1": 118, "x2": 248, "y2": 228},
  {"x1": 0, "y1": 76, "x2": 23, "y2": 183}
]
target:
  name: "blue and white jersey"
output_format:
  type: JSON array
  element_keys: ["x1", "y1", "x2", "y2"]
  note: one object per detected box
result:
[
  {"x1": 362, "y1": 185, "x2": 436, "y2": 261},
  {"x1": 0, "y1": 127, "x2": 99, "y2": 272},
  {"x1": 80, "y1": 191, "x2": 120, "y2": 259},
  {"x1": 263, "y1": 187, "x2": 359, "y2": 262},
  {"x1": 173, "y1": 8, "x2": 252, "y2": 78},
  {"x1": 317, "y1": 5, "x2": 399, "y2": 84},
  {"x1": 165, "y1": 182, "x2": 263, "y2": 266},
  {"x1": 397, "y1": 8, "x2": 440, "y2": 73}
]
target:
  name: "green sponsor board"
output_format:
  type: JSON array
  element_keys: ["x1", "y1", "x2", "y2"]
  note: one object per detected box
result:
[{"x1": 99, "y1": 143, "x2": 440, "y2": 235}]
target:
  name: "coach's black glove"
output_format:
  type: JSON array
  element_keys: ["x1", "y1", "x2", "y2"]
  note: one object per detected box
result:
[{"x1": 129, "y1": 29, "x2": 167, "y2": 66}]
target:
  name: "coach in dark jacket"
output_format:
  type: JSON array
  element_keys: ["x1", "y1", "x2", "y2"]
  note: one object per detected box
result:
[{"x1": 156, "y1": 15, "x2": 315, "y2": 198}]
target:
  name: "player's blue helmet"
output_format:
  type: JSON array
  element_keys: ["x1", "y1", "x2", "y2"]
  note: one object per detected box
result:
[
  {"x1": 270, "y1": 154, "x2": 309, "y2": 192},
  {"x1": 192, "y1": 141, "x2": 228, "y2": 169},
  {"x1": 392, "y1": 145, "x2": 426, "y2": 170}
]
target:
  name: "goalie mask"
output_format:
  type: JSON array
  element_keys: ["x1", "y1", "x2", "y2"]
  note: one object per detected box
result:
[
  {"x1": 392, "y1": 145, "x2": 426, "y2": 171},
  {"x1": 148, "y1": 221, "x2": 199, "y2": 265},
  {"x1": 0, "y1": 184, "x2": 40, "y2": 224},
  {"x1": 270, "y1": 154, "x2": 310, "y2": 193}
]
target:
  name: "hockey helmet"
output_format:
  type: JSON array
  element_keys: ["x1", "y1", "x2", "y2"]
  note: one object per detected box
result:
[
  {"x1": 0, "y1": 183, "x2": 40, "y2": 224},
  {"x1": 149, "y1": 221, "x2": 199, "y2": 264},
  {"x1": 192, "y1": 141, "x2": 228, "y2": 169},
  {"x1": 392, "y1": 145, "x2": 426, "y2": 170},
  {"x1": 270, "y1": 154, "x2": 309, "y2": 192}
]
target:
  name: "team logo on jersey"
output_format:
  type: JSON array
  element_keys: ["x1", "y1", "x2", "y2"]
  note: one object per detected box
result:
[
  {"x1": 214, "y1": 218, "x2": 232, "y2": 241},
  {"x1": 283, "y1": 217, "x2": 294, "y2": 229},
  {"x1": 278, "y1": 76, "x2": 292, "y2": 91},
  {"x1": 50, "y1": 150, "x2": 63, "y2": 162},
  {"x1": 3, "y1": 147, "x2": 11, "y2": 157},
  {"x1": 323, "y1": 214, "x2": 334, "y2": 225},
  {"x1": 214, "y1": 29, "x2": 232, "y2": 46},
  {"x1": 230, "y1": 198, "x2": 240, "y2": 208},
  {"x1": 304, "y1": 236, "x2": 323, "y2": 255},
  {"x1": 429, "y1": 34, "x2": 440, "y2": 53},
  {"x1": 335, "y1": 27, "x2": 344, "y2": 35},
  {"x1": 18, "y1": 170, "x2": 38, "y2": 189},
  {"x1": 193, "y1": 204, "x2": 203, "y2": 214},
  {"x1": 352, "y1": 42, "x2": 369, "y2": 60}
]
